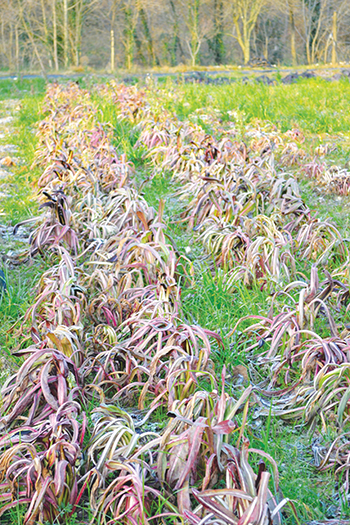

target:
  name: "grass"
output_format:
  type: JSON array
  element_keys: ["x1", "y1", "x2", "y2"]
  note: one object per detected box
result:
[
  {"x1": 0, "y1": 95, "x2": 44, "y2": 223},
  {"x1": 102, "y1": 79, "x2": 350, "y2": 523},
  {"x1": 0, "y1": 263, "x2": 44, "y2": 361},
  {"x1": 299, "y1": 178, "x2": 350, "y2": 236},
  {"x1": 0, "y1": 80, "x2": 46, "y2": 378},
  {"x1": 0, "y1": 78, "x2": 46, "y2": 101},
  {"x1": 248, "y1": 419, "x2": 346, "y2": 523},
  {"x1": 159, "y1": 77, "x2": 350, "y2": 135},
  {"x1": 130, "y1": 170, "x2": 350, "y2": 524},
  {"x1": 2, "y1": 77, "x2": 350, "y2": 523}
]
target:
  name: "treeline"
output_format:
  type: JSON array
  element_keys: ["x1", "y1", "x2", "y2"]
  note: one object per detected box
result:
[{"x1": 0, "y1": 0, "x2": 349, "y2": 72}]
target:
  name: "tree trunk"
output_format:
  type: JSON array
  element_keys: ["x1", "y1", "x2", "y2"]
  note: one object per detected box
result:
[
  {"x1": 243, "y1": 44, "x2": 250, "y2": 64},
  {"x1": 40, "y1": 0, "x2": 50, "y2": 64},
  {"x1": 332, "y1": 11, "x2": 337, "y2": 65},
  {"x1": 306, "y1": 35, "x2": 311, "y2": 64},
  {"x1": 288, "y1": 2, "x2": 297, "y2": 65},
  {"x1": 233, "y1": 17, "x2": 251, "y2": 64},
  {"x1": 189, "y1": 43, "x2": 201, "y2": 67},
  {"x1": 123, "y1": 5, "x2": 137, "y2": 70},
  {"x1": 75, "y1": 0, "x2": 83, "y2": 67},
  {"x1": 1, "y1": 19, "x2": 5, "y2": 69},
  {"x1": 19, "y1": 9, "x2": 47, "y2": 78},
  {"x1": 169, "y1": 0, "x2": 182, "y2": 66},
  {"x1": 111, "y1": 0, "x2": 116, "y2": 69},
  {"x1": 111, "y1": 29, "x2": 115, "y2": 70},
  {"x1": 63, "y1": 0, "x2": 69, "y2": 68},
  {"x1": 15, "y1": 25, "x2": 19, "y2": 72},
  {"x1": 324, "y1": 34, "x2": 331, "y2": 63},
  {"x1": 212, "y1": 0, "x2": 225, "y2": 64},
  {"x1": 189, "y1": 0, "x2": 200, "y2": 66},
  {"x1": 8, "y1": 21, "x2": 13, "y2": 70},
  {"x1": 53, "y1": 0, "x2": 59, "y2": 71},
  {"x1": 140, "y1": 8, "x2": 158, "y2": 66}
]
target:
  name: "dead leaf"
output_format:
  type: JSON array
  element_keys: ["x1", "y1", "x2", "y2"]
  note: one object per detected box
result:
[{"x1": 0, "y1": 156, "x2": 15, "y2": 167}]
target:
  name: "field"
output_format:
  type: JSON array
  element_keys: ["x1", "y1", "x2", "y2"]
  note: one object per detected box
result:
[{"x1": 1, "y1": 75, "x2": 350, "y2": 524}]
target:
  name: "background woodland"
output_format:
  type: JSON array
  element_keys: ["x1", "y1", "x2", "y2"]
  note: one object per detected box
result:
[{"x1": 0, "y1": 0, "x2": 349, "y2": 73}]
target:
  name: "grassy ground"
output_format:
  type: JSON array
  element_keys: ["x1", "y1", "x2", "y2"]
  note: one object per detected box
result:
[
  {"x1": 1, "y1": 76, "x2": 350, "y2": 523},
  {"x1": 0, "y1": 80, "x2": 44, "y2": 221},
  {"x1": 0, "y1": 78, "x2": 46, "y2": 101},
  {"x1": 96, "y1": 81, "x2": 350, "y2": 523},
  {"x1": 0, "y1": 80, "x2": 46, "y2": 373},
  {"x1": 158, "y1": 77, "x2": 350, "y2": 135}
]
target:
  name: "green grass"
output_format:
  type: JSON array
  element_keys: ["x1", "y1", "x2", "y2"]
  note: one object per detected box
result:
[
  {"x1": 1, "y1": 77, "x2": 350, "y2": 524},
  {"x1": 71, "y1": 79, "x2": 350, "y2": 523},
  {"x1": 104, "y1": 81, "x2": 350, "y2": 523},
  {"x1": 0, "y1": 263, "x2": 43, "y2": 357},
  {"x1": 299, "y1": 178, "x2": 350, "y2": 236},
  {"x1": 0, "y1": 83, "x2": 46, "y2": 375},
  {"x1": 0, "y1": 78, "x2": 46, "y2": 101},
  {"x1": 159, "y1": 77, "x2": 350, "y2": 135},
  {"x1": 247, "y1": 419, "x2": 348, "y2": 523},
  {"x1": 131, "y1": 174, "x2": 348, "y2": 524},
  {"x1": 0, "y1": 95, "x2": 44, "y2": 223}
]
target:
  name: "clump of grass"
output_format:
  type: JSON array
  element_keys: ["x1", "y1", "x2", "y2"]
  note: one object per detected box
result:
[
  {"x1": 0, "y1": 95, "x2": 44, "y2": 223},
  {"x1": 0, "y1": 82, "x2": 46, "y2": 374},
  {"x1": 0, "y1": 263, "x2": 45, "y2": 372},
  {"x1": 0, "y1": 78, "x2": 46, "y2": 101}
]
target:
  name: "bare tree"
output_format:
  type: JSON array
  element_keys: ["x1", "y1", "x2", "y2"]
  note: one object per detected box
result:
[
  {"x1": 208, "y1": 0, "x2": 225, "y2": 64},
  {"x1": 0, "y1": 0, "x2": 17, "y2": 70},
  {"x1": 73, "y1": 0, "x2": 99, "y2": 66},
  {"x1": 0, "y1": 0, "x2": 350, "y2": 71},
  {"x1": 178, "y1": 0, "x2": 213, "y2": 66},
  {"x1": 119, "y1": 0, "x2": 141, "y2": 69},
  {"x1": 17, "y1": 0, "x2": 47, "y2": 75},
  {"x1": 301, "y1": 0, "x2": 327, "y2": 64},
  {"x1": 52, "y1": 0, "x2": 59, "y2": 71},
  {"x1": 63, "y1": 0, "x2": 69, "y2": 67},
  {"x1": 287, "y1": 0, "x2": 297, "y2": 64},
  {"x1": 228, "y1": 0, "x2": 267, "y2": 63}
]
